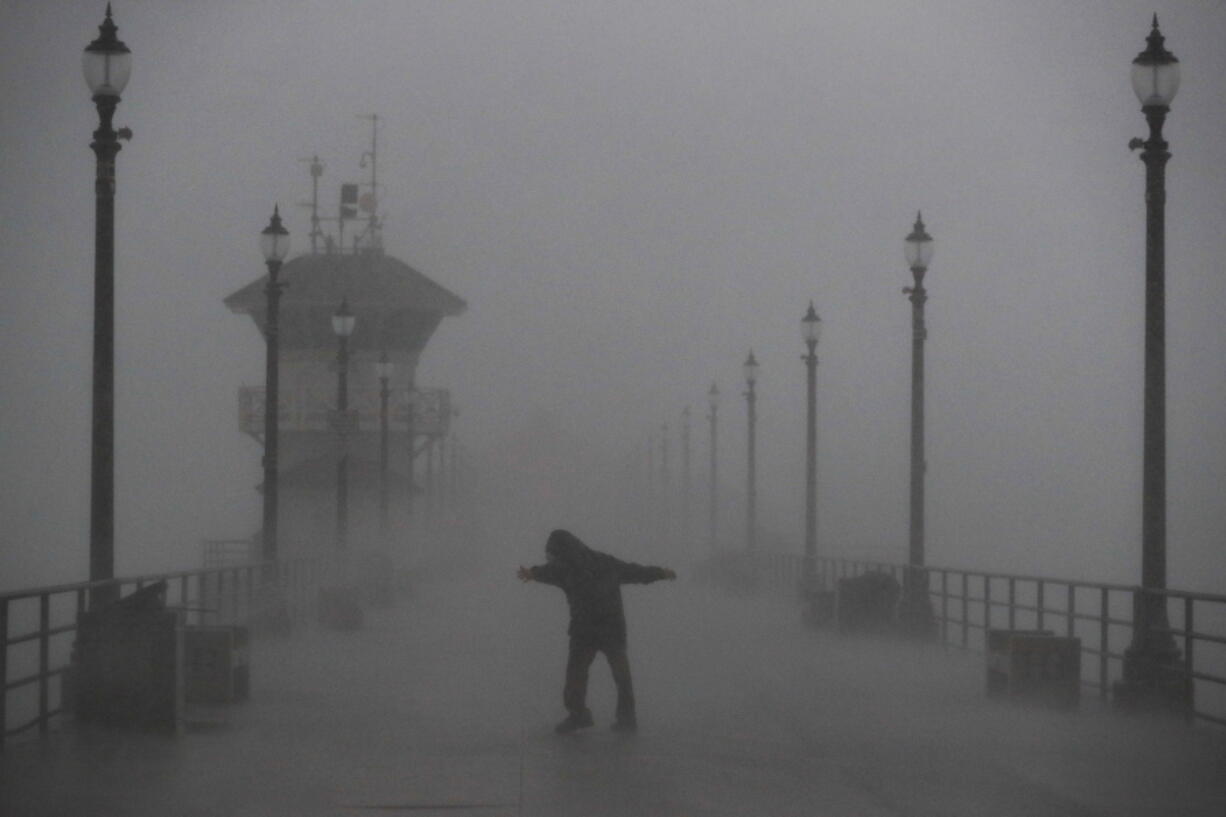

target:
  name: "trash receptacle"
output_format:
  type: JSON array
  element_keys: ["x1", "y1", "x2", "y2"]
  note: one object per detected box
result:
[
  {"x1": 184, "y1": 625, "x2": 250, "y2": 704},
  {"x1": 986, "y1": 629, "x2": 1080, "y2": 709},
  {"x1": 836, "y1": 571, "x2": 900, "y2": 634},
  {"x1": 70, "y1": 581, "x2": 183, "y2": 731}
]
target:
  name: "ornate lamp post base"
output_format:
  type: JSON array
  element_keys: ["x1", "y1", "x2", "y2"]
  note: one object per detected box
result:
[
  {"x1": 1115, "y1": 597, "x2": 1186, "y2": 713},
  {"x1": 1113, "y1": 669, "x2": 1188, "y2": 714}
]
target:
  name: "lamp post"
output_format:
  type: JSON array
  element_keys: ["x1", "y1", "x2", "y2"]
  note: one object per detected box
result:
[
  {"x1": 743, "y1": 351, "x2": 760, "y2": 553},
  {"x1": 682, "y1": 406, "x2": 692, "y2": 545},
  {"x1": 375, "y1": 351, "x2": 394, "y2": 537},
  {"x1": 437, "y1": 433, "x2": 448, "y2": 511},
  {"x1": 707, "y1": 383, "x2": 720, "y2": 552},
  {"x1": 801, "y1": 303, "x2": 822, "y2": 595},
  {"x1": 332, "y1": 299, "x2": 356, "y2": 552},
  {"x1": 900, "y1": 212, "x2": 935, "y2": 635},
  {"x1": 405, "y1": 380, "x2": 416, "y2": 520},
  {"x1": 449, "y1": 429, "x2": 459, "y2": 503},
  {"x1": 259, "y1": 207, "x2": 290, "y2": 566},
  {"x1": 660, "y1": 422, "x2": 669, "y2": 539},
  {"x1": 425, "y1": 435, "x2": 436, "y2": 525},
  {"x1": 647, "y1": 431, "x2": 654, "y2": 497},
  {"x1": 1122, "y1": 15, "x2": 1182, "y2": 691},
  {"x1": 83, "y1": 5, "x2": 132, "y2": 609}
]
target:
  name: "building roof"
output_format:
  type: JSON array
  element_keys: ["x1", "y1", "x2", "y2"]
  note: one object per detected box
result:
[{"x1": 224, "y1": 251, "x2": 466, "y2": 317}]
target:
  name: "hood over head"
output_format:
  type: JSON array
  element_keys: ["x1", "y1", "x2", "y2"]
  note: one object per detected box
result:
[{"x1": 546, "y1": 529, "x2": 593, "y2": 565}]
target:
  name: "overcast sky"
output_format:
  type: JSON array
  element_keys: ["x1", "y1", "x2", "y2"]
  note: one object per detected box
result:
[{"x1": 2, "y1": 1, "x2": 1225, "y2": 592}]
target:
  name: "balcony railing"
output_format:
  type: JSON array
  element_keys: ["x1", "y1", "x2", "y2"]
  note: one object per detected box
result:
[{"x1": 238, "y1": 386, "x2": 451, "y2": 437}]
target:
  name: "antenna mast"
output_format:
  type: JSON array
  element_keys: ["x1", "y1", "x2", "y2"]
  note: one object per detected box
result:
[
  {"x1": 298, "y1": 155, "x2": 325, "y2": 254},
  {"x1": 358, "y1": 113, "x2": 380, "y2": 250}
]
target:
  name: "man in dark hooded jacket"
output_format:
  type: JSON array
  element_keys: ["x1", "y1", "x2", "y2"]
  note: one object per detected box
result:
[{"x1": 518, "y1": 529, "x2": 676, "y2": 733}]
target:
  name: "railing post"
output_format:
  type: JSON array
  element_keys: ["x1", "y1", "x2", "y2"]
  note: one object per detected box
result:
[
  {"x1": 1, "y1": 597, "x2": 8, "y2": 744},
  {"x1": 940, "y1": 569, "x2": 949, "y2": 646},
  {"x1": 961, "y1": 572, "x2": 969, "y2": 648},
  {"x1": 1037, "y1": 580, "x2": 1045, "y2": 631},
  {"x1": 292, "y1": 559, "x2": 301, "y2": 619},
  {"x1": 984, "y1": 576, "x2": 992, "y2": 635},
  {"x1": 249, "y1": 565, "x2": 258, "y2": 618},
  {"x1": 237, "y1": 566, "x2": 246, "y2": 621},
  {"x1": 38, "y1": 594, "x2": 50, "y2": 735},
  {"x1": 1100, "y1": 587, "x2": 1110, "y2": 699},
  {"x1": 1066, "y1": 584, "x2": 1075, "y2": 639},
  {"x1": 199, "y1": 574, "x2": 208, "y2": 625},
  {"x1": 1184, "y1": 597, "x2": 1195, "y2": 723},
  {"x1": 244, "y1": 566, "x2": 254, "y2": 621},
  {"x1": 1007, "y1": 577, "x2": 1016, "y2": 630},
  {"x1": 231, "y1": 567, "x2": 240, "y2": 622},
  {"x1": 213, "y1": 572, "x2": 221, "y2": 624},
  {"x1": 216, "y1": 570, "x2": 225, "y2": 624},
  {"x1": 245, "y1": 566, "x2": 255, "y2": 618}
]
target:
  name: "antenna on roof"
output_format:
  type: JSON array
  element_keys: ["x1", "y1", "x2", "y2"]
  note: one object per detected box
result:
[
  {"x1": 297, "y1": 155, "x2": 326, "y2": 254},
  {"x1": 356, "y1": 113, "x2": 381, "y2": 252}
]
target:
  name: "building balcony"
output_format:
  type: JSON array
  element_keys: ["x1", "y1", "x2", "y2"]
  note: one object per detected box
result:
[{"x1": 238, "y1": 385, "x2": 451, "y2": 440}]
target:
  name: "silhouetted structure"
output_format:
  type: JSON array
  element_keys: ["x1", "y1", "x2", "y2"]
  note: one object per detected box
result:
[{"x1": 226, "y1": 246, "x2": 465, "y2": 559}]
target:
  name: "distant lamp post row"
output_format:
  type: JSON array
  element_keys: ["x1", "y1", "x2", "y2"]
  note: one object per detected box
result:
[
  {"x1": 687, "y1": 20, "x2": 1178, "y2": 657},
  {"x1": 84, "y1": 4, "x2": 132, "y2": 609}
]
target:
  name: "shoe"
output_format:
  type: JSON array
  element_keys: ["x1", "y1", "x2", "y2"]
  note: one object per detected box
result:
[
  {"x1": 611, "y1": 716, "x2": 637, "y2": 733},
  {"x1": 554, "y1": 709, "x2": 594, "y2": 734}
]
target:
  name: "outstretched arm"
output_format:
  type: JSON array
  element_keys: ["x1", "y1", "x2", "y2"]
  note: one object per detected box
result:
[
  {"x1": 518, "y1": 563, "x2": 565, "y2": 586},
  {"x1": 618, "y1": 562, "x2": 677, "y2": 584}
]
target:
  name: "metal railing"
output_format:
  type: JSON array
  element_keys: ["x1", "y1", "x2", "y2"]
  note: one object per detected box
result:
[
  {"x1": 0, "y1": 558, "x2": 319, "y2": 749},
  {"x1": 238, "y1": 385, "x2": 453, "y2": 437},
  {"x1": 697, "y1": 551, "x2": 1226, "y2": 727}
]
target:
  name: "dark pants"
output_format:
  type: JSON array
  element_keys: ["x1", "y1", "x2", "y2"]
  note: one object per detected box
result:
[{"x1": 563, "y1": 637, "x2": 635, "y2": 721}]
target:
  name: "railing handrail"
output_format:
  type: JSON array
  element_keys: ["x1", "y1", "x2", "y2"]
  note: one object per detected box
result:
[
  {"x1": 697, "y1": 549, "x2": 1226, "y2": 728},
  {"x1": 916, "y1": 562, "x2": 1226, "y2": 605},
  {"x1": 0, "y1": 562, "x2": 273, "y2": 605},
  {"x1": 729, "y1": 551, "x2": 1223, "y2": 603},
  {"x1": 1137, "y1": 585, "x2": 1226, "y2": 605},
  {"x1": 921, "y1": 563, "x2": 1138, "y2": 594},
  {"x1": 2, "y1": 557, "x2": 322, "y2": 747}
]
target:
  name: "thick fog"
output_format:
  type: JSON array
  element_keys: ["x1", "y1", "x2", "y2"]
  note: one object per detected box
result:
[
  {"x1": 3, "y1": 0, "x2": 1226, "y2": 595},
  {"x1": 7, "y1": 563, "x2": 1226, "y2": 815}
]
